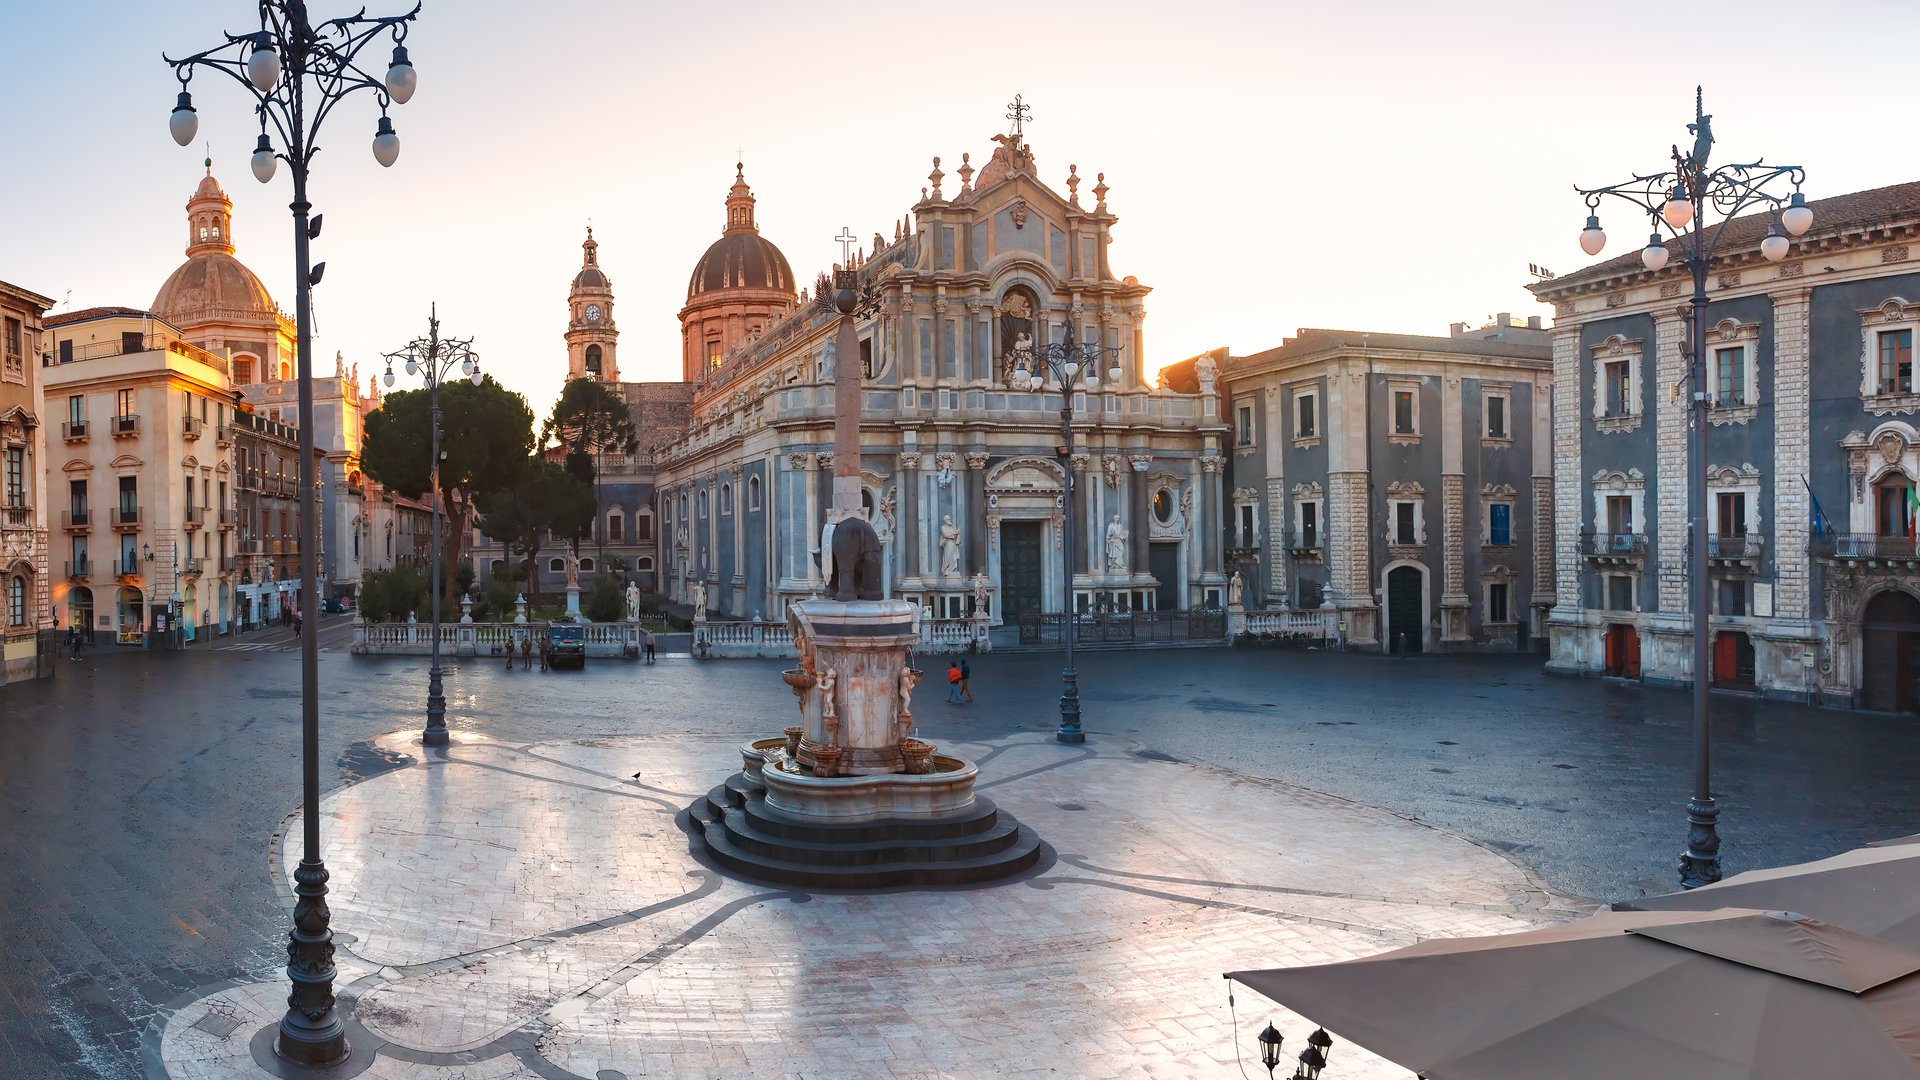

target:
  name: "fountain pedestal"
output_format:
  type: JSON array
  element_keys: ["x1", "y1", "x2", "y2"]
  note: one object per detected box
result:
[{"x1": 793, "y1": 598, "x2": 918, "y2": 776}]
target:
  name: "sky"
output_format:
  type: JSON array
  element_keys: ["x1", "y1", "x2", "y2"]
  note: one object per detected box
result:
[{"x1": 7, "y1": 0, "x2": 1920, "y2": 420}]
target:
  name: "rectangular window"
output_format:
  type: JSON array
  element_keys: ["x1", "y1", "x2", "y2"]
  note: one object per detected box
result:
[
  {"x1": 120, "y1": 330, "x2": 143, "y2": 354},
  {"x1": 1880, "y1": 329, "x2": 1914, "y2": 394},
  {"x1": 1715, "y1": 346, "x2": 1747, "y2": 405},
  {"x1": 69, "y1": 480, "x2": 86, "y2": 517},
  {"x1": 1300, "y1": 501, "x2": 1319, "y2": 548},
  {"x1": 1393, "y1": 390, "x2": 1416, "y2": 434},
  {"x1": 1607, "y1": 574, "x2": 1635, "y2": 612},
  {"x1": 860, "y1": 338, "x2": 874, "y2": 379},
  {"x1": 1238, "y1": 503, "x2": 1255, "y2": 546},
  {"x1": 637, "y1": 515, "x2": 653, "y2": 541},
  {"x1": 1486, "y1": 394, "x2": 1508, "y2": 438},
  {"x1": 3, "y1": 316, "x2": 19, "y2": 356},
  {"x1": 119, "y1": 475, "x2": 138, "y2": 515},
  {"x1": 706, "y1": 341, "x2": 722, "y2": 369},
  {"x1": 1717, "y1": 492, "x2": 1747, "y2": 536},
  {"x1": 1720, "y1": 578, "x2": 1748, "y2": 617},
  {"x1": 3, "y1": 447, "x2": 22, "y2": 506},
  {"x1": 1236, "y1": 404, "x2": 1254, "y2": 447},
  {"x1": 1604, "y1": 360, "x2": 1631, "y2": 417},
  {"x1": 609, "y1": 515, "x2": 624, "y2": 542},
  {"x1": 1489, "y1": 503, "x2": 1512, "y2": 546},
  {"x1": 1296, "y1": 391, "x2": 1317, "y2": 438},
  {"x1": 116, "y1": 388, "x2": 134, "y2": 418},
  {"x1": 1488, "y1": 582, "x2": 1510, "y2": 624},
  {"x1": 1877, "y1": 483, "x2": 1913, "y2": 537},
  {"x1": 1606, "y1": 495, "x2": 1634, "y2": 536},
  {"x1": 1395, "y1": 501, "x2": 1417, "y2": 545},
  {"x1": 68, "y1": 395, "x2": 83, "y2": 425}
]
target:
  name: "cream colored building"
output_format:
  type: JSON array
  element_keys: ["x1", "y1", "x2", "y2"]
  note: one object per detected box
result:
[
  {"x1": 2, "y1": 279, "x2": 54, "y2": 683},
  {"x1": 42, "y1": 308, "x2": 243, "y2": 645}
]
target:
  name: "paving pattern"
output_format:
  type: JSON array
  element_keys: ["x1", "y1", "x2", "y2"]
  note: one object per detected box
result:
[{"x1": 152, "y1": 728, "x2": 1581, "y2": 1079}]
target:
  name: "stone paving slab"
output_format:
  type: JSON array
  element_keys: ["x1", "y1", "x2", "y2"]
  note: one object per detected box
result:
[{"x1": 152, "y1": 728, "x2": 1587, "y2": 1079}]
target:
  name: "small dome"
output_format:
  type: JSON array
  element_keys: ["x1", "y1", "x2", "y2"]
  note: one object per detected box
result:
[
  {"x1": 153, "y1": 252, "x2": 279, "y2": 323},
  {"x1": 687, "y1": 233, "x2": 794, "y2": 300},
  {"x1": 573, "y1": 266, "x2": 608, "y2": 290}
]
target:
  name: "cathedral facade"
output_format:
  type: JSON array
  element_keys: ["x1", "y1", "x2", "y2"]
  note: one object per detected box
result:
[{"x1": 651, "y1": 121, "x2": 1228, "y2": 624}]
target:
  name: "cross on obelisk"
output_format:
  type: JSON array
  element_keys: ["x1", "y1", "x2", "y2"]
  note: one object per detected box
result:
[{"x1": 834, "y1": 226, "x2": 857, "y2": 268}]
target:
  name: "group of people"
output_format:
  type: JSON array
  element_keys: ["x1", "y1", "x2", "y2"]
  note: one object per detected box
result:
[
  {"x1": 502, "y1": 629, "x2": 657, "y2": 670},
  {"x1": 945, "y1": 659, "x2": 974, "y2": 703}
]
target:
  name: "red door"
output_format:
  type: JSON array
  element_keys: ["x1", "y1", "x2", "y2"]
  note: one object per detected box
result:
[
  {"x1": 1604, "y1": 625, "x2": 1620, "y2": 675},
  {"x1": 1625, "y1": 628, "x2": 1641, "y2": 678},
  {"x1": 1713, "y1": 633, "x2": 1738, "y2": 684}
]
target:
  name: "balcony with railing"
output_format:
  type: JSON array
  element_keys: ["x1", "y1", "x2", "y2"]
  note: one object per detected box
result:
[
  {"x1": 1809, "y1": 532, "x2": 1920, "y2": 566},
  {"x1": 182, "y1": 415, "x2": 204, "y2": 440},
  {"x1": 66, "y1": 558, "x2": 90, "y2": 581},
  {"x1": 113, "y1": 558, "x2": 144, "y2": 579},
  {"x1": 1707, "y1": 532, "x2": 1764, "y2": 567},
  {"x1": 184, "y1": 506, "x2": 204, "y2": 530},
  {"x1": 1, "y1": 503, "x2": 28, "y2": 528},
  {"x1": 110, "y1": 413, "x2": 140, "y2": 438},
  {"x1": 182, "y1": 558, "x2": 202, "y2": 576},
  {"x1": 214, "y1": 423, "x2": 232, "y2": 447},
  {"x1": 111, "y1": 507, "x2": 141, "y2": 531},
  {"x1": 61, "y1": 420, "x2": 88, "y2": 442},
  {"x1": 240, "y1": 538, "x2": 264, "y2": 555},
  {"x1": 62, "y1": 509, "x2": 91, "y2": 532},
  {"x1": 1583, "y1": 532, "x2": 1648, "y2": 564},
  {"x1": 218, "y1": 508, "x2": 234, "y2": 530},
  {"x1": 1284, "y1": 529, "x2": 1323, "y2": 558}
]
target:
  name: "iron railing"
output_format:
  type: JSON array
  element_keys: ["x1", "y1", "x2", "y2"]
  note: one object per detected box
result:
[
  {"x1": 1809, "y1": 533, "x2": 1920, "y2": 559},
  {"x1": 1583, "y1": 532, "x2": 1648, "y2": 556},
  {"x1": 1018, "y1": 608, "x2": 1227, "y2": 646}
]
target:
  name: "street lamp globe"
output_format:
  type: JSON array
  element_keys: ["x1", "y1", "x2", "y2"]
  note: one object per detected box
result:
[
  {"x1": 371, "y1": 115, "x2": 400, "y2": 167},
  {"x1": 468, "y1": 366, "x2": 483, "y2": 386},
  {"x1": 1029, "y1": 373, "x2": 1044, "y2": 392},
  {"x1": 1013, "y1": 363, "x2": 1030, "y2": 386},
  {"x1": 1084, "y1": 375, "x2": 1099, "y2": 390},
  {"x1": 383, "y1": 366, "x2": 395, "y2": 388},
  {"x1": 168, "y1": 92, "x2": 198, "y2": 146},
  {"x1": 1641, "y1": 233, "x2": 1670, "y2": 272},
  {"x1": 384, "y1": 44, "x2": 417, "y2": 104},
  {"x1": 1661, "y1": 187, "x2": 1694, "y2": 230},
  {"x1": 1108, "y1": 362, "x2": 1123, "y2": 383},
  {"x1": 1579, "y1": 214, "x2": 1606, "y2": 256},
  {"x1": 1063, "y1": 359, "x2": 1079, "y2": 379},
  {"x1": 250, "y1": 134, "x2": 277, "y2": 184},
  {"x1": 1761, "y1": 223, "x2": 1790, "y2": 262},
  {"x1": 245, "y1": 36, "x2": 282, "y2": 91},
  {"x1": 1783, "y1": 191, "x2": 1814, "y2": 236},
  {"x1": 405, "y1": 356, "x2": 419, "y2": 376}
]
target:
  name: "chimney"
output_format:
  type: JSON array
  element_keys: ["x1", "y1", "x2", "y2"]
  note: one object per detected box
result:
[
  {"x1": 1496, "y1": 312, "x2": 1513, "y2": 328},
  {"x1": 1527, "y1": 315, "x2": 1542, "y2": 330},
  {"x1": 1449, "y1": 322, "x2": 1468, "y2": 337}
]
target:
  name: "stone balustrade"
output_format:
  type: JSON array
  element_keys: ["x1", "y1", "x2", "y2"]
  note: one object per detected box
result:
[
  {"x1": 351, "y1": 619, "x2": 647, "y2": 658},
  {"x1": 1236, "y1": 608, "x2": 1342, "y2": 644},
  {"x1": 692, "y1": 614, "x2": 991, "y2": 659}
]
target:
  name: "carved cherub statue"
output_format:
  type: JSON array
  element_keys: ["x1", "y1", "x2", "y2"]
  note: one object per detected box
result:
[{"x1": 818, "y1": 667, "x2": 839, "y2": 722}]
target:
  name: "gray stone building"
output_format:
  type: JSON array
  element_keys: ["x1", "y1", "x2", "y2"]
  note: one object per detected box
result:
[
  {"x1": 1217, "y1": 320, "x2": 1552, "y2": 651},
  {"x1": 1530, "y1": 179, "x2": 1920, "y2": 709}
]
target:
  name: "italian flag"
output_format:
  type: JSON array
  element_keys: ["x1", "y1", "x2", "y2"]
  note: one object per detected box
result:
[{"x1": 1909, "y1": 485, "x2": 1919, "y2": 542}]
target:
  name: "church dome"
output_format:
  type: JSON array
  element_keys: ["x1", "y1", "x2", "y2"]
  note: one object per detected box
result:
[
  {"x1": 153, "y1": 252, "x2": 278, "y2": 322},
  {"x1": 685, "y1": 163, "x2": 795, "y2": 302},
  {"x1": 573, "y1": 266, "x2": 608, "y2": 289}
]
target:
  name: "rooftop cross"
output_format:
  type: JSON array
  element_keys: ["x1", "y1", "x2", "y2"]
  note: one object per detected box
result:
[
  {"x1": 834, "y1": 226, "x2": 857, "y2": 266},
  {"x1": 1006, "y1": 94, "x2": 1031, "y2": 141}
]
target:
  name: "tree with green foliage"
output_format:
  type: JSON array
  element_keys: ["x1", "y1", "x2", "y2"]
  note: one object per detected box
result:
[
  {"x1": 584, "y1": 570, "x2": 625, "y2": 623},
  {"x1": 473, "y1": 459, "x2": 596, "y2": 607},
  {"x1": 540, "y1": 378, "x2": 638, "y2": 557},
  {"x1": 362, "y1": 375, "x2": 535, "y2": 603}
]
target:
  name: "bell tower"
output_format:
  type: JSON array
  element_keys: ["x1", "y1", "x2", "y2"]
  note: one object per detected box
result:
[{"x1": 565, "y1": 227, "x2": 618, "y2": 381}]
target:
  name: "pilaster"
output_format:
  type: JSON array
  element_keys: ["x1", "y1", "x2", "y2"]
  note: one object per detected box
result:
[
  {"x1": 1550, "y1": 328, "x2": 1582, "y2": 612},
  {"x1": 1440, "y1": 373, "x2": 1468, "y2": 642},
  {"x1": 1772, "y1": 287, "x2": 1813, "y2": 620},
  {"x1": 1653, "y1": 309, "x2": 1689, "y2": 615}
]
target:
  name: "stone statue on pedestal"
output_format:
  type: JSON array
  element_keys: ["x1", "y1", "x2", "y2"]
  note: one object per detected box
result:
[
  {"x1": 690, "y1": 578, "x2": 706, "y2": 615},
  {"x1": 1228, "y1": 571, "x2": 1244, "y2": 608},
  {"x1": 939, "y1": 516, "x2": 962, "y2": 576},
  {"x1": 626, "y1": 583, "x2": 642, "y2": 622},
  {"x1": 565, "y1": 555, "x2": 580, "y2": 590},
  {"x1": 1105, "y1": 514, "x2": 1129, "y2": 571}
]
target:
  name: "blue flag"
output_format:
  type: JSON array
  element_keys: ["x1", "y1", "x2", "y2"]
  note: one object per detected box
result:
[{"x1": 1801, "y1": 475, "x2": 1830, "y2": 539}]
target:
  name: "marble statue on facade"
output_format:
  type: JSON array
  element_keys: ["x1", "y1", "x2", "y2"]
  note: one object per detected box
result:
[
  {"x1": 940, "y1": 516, "x2": 962, "y2": 576},
  {"x1": 972, "y1": 573, "x2": 991, "y2": 611},
  {"x1": 1195, "y1": 352, "x2": 1217, "y2": 394},
  {"x1": 1179, "y1": 485, "x2": 1195, "y2": 529},
  {"x1": 819, "y1": 338, "x2": 836, "y2": 381},
  {"x1": 690, "y1": 578, "x2": 706, "y2": 614},
  {"x1": 1105, "y1": 514, "x2": 1129, "y2": 571},
  {"x1": 1228, "y1": 571, "x2": 1244, "y2": 608},
  {"x1": 626, "y1": 582, "x2": 642, "y2": 622},
  {"x1": 565, "y1": 555, "x2": 580, "y2": 590},
  {"x1": 874, "y1": 488, "x2": 896, "y2": 546}
]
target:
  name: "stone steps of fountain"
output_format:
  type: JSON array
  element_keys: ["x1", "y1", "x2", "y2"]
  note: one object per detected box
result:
[{"x1": 687, "y1": 778, "x2": 1045, "y2": 890}]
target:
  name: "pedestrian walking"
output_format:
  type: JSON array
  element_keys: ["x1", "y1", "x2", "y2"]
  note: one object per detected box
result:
[
  {"x1": 537, "y1": 635, "x2": 548, "y2": 672},
  {"x1": 643, "y1": 629, "x2": 656, "y2": 664},
  {"x1": 521, "y1": 634, "x2": 534, "y2": 670},
  {"x1": 68, "y1": 626, "x2": 81, "y2": 660},
  {"x1": 946, "y1": 660, "x2": 964, "y2": 703},
  {"x1": 506, "y1": 636, "x2": 516, "y2": 670},
  {"x1": 959, "y1": 658, "x2": 973, "y2": 703}
]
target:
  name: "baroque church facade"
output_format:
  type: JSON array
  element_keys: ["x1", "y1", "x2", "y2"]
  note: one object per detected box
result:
[{"x1": 649, "y1": 119, "x2": 1228, "y2": 624}]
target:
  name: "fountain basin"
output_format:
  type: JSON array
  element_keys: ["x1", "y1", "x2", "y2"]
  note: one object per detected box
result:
[{"x1": 762, "y1": 754, "x2": 976, "y2": 820}]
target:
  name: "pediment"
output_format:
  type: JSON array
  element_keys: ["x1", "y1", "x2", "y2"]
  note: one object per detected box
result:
[
  {"x1": 986, "y1": 456, "x2": 1063, "y2": 492},
  {"x1": 61, "y1": 458, "x2": 95, "y2": 473},
  {"x1": 109, "y1": 454, "x2": 144, "y2": 470},
  {"x1": 181, "y1": 455, "x2": 199, "y2": 470}
]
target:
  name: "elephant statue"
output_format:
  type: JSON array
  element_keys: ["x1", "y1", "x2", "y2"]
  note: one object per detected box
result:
[{"x1": 828, "y1": 514, "x2": 884, "y2": 601}]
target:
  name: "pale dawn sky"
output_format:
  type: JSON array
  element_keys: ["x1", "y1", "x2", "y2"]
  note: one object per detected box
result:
[{"x1": 6, "y1": 0, "x2": 1918, "y2": 420}]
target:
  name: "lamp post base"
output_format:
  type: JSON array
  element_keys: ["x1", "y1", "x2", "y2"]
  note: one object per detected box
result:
[
  {"x1": 422, "y1": 664, "x2": 449, "y2": 746},
  {"x1": 1679, "y1": 794, "x2": 1722, "y2": 889},
  {"x1": 1056, "y1": 665, "x2": 1084, "y2": 743},
  {"x1": 278, "y1": 858, "x2": 348, "y2": 1066}
]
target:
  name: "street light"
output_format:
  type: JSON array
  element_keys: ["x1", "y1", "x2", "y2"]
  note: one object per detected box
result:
[
  {"x1": 383, "y1": 305, "x2": 481, "y2": 750},
  {"x1": 165, "y1": 1, "x2": 422, "y2": 1065},
  {"x1": 1572, "y1": 87, "x2": 1809, "y2": 891},
  {"x1": 1007, "y1": 324, "x2": 1124, "y2": 744}
]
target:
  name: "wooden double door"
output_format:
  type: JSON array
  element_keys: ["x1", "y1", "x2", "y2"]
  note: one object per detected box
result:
[{"x1": 1862, "y1": 591, "x2": 1920, "y2": 713}]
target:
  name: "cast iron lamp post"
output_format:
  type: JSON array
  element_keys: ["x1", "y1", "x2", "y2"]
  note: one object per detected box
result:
[
  {"x1": 164, "y1": 1, "x2": 421, "y2": 1064},
  {"x1": 1008, "y1": 325, "x2": 1123, "y2": 744},
  {"x1": 1254, "y1": 1021, "x2": 1334, "y2": 1079},
  {"x1": 1571, "y1": 88, "x2": 1810, "y2": 890},
  {"x1": 383, "y1": 306, "x2": 482, "y2": 749}
]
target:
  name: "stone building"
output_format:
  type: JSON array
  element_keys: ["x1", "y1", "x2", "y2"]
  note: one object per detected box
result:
[
  {"x1": 1, "y1": 279, "x2": 54, "y2": 684},
  {"x1": 42, "y1": 308, "x2": 242, "y2": 645},
  {"x1": 1529, "y1": 179, "x2": 1920, "y2": 709},
  {"x1": 651, "y1": 118, "x2": 1227, "y2": 623},
  {"x1": 230, "y1": 406, "x2": 313, "y2": 628},
  {"x1": 1217, "y1": 318, "x2": 1553, "y2": 651}
]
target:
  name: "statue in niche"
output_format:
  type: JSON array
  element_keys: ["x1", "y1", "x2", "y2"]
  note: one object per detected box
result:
[
  {"x1": 1105, "y1": 514, "x2": 1129, "y2": 572},
  {"x1": 874, "y1": 488, "x2": 896, "y2": 546},
  {"x1": 1179, "y1": 485, "x2": 1195, "y2": 528},
  {"x1": 1228, "y1": 571, "x2": 1244, "y2": 608},
  {"x1": 940, "y1": 516, "x2": 962, "y2": 576},
  {"x1": 999, "y1": 292, "x2": 1035, "y2": 383},
  {"x1": 819, "y1": 338, "x2": 836, "y2": 382}
]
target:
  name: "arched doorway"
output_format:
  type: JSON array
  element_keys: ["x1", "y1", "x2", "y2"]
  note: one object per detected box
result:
[
  {"x1": 116, "y1": 586, "x2": 144, "y2": 645},
  {"x1": 183, "y1": 584, "x2": 198, "y2": 643},
  {"x1": 69, "y1": 587, "x2": 94, "y2": 644},
  {"x1": 1861, "y1": 590, "x2": 1920, "y2": 712},
  {"x1": 1384, "y1": 564, "x2": 1426, "y2": 654},
  {"x1": 219, "y1": 586, "x2": 230, "y2": 634}
]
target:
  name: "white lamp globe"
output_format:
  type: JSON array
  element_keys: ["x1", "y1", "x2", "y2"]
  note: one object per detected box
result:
[
  {"x1": 384, "y1": 45, "x2": 417, "y2": 105},
  {"x1": 1761, "y1": 226, "x2": 1790, "y2": 262},
  {"x1": 1013, "y1": 365, "x2": 1030, "y2": 386},
  {"x1": 245, "y1": 40, "x2": 281, "y2": 92},
  {"x1": 1108, "y1": 363, "x2": 1122, "y2": 383},
  {"x1": 383, "y1": 369, "x2": 395, "y2": 388},
  {"x1": 405, "y1": 357, "x2": 418, "y2": 376},
  {"x1": 1782, "y1": 192, "x2": 1813, "y2": 237},
  {"x1": 250, "y1": 135, "x2": 276, "y2": 184},
  {"x1": 1084, "y1": 375, "x2": 1099, "y2": 391},
  {"x1": 1641, "y1": 234, "x2": 1670, "y2": 272},
  {"x1": 1029, "y1": 374, "x2": 1044, "y2": 392},
  {"x1": 371, "y1": 116, "x2": 400, "y2": 168},
  {"x1": 469, "y1": 368, "x2": 483, "y2": 386},
  {"x1": 1063, "y1": 359, "x2": 1080, "y2": 379},
  {"x1": 1661, "y1": 189, "x2": 1693, "y2": 230},
  {"x1": 1578, "y1": 214, "x2": 1606, "y2": 257},
  {"x1": 168, "y1": 92, "x2": 198, "y2": 147},
  {"x1": 460, "y1": 356, "x2": 474, "y2": 376}
]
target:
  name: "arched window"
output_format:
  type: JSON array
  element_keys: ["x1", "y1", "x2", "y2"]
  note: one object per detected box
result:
[
  {"x1": 720, "y1": 484, "x2": 733, "y2": 514},
  {"x1": 490, "y1": 559, "x2": 505, "y2": 577},
  {"x1": 698, "y1": 490, "x2": 708, "y2": 517},
  {"x1": 7, "y1": 574, "x2": 24, "y2": 627},
  {"x1": 636, "y1": 557, "x2": 654, "y2": 571},
  {"x1": 232, "y1": 356, "x2": 255, "y2": 384},
  {"x1": 579, "y1": 557, "x2": 595, "y2": 572},
  {"x1": 607, "y1": 511, "x2": 624, "y2": 542},
  {"x1": 748, "y1": 476, "x2": 761, "y2": 511},
  {"x1": 549, "y1": 557, "x2": 566, "y2": 572},
  {"x1": 278, "y1": 361, "x2": 291, "y2": 381},
  {"x1": 585, "y1": 344, "x2": 602, "y2": 375}
]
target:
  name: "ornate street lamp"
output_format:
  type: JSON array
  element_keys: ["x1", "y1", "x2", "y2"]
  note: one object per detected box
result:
[
  {"x1": 1572, "y1": 88, "x2": 1810, "y2": 890},
  {"x1": 1258, "y1": 1022, "x2": 1284, "y2": 1077},
  {"x1": 1007, "y1": 324, "x2": 1123, "y2": 744},
  {"x1": 383, "y1": 305, "x2": 481, "y2": 749},
  {"x1": 164, "y1": 1, "x2": 422, "y2": 1065},
  {"x1": 1251, "y1": 1021, "x2": 1334, "y2": 1079}
]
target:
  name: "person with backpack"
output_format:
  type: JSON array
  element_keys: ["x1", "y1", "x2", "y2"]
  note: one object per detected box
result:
[
  {"x1": 959, "y1": 658, "x2": 973, "y2": 703},
  {"x1": 946, "y1": 660, "x2": 964, "y2": 703}
]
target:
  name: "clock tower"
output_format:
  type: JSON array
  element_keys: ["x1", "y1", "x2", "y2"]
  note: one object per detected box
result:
[{"x1": 565, "y1": 227, "x2": 618, "y2": 381}]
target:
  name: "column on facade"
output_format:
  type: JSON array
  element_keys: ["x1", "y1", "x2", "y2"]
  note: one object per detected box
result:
[
  {"x1": 1550, "y1": 328, "x2": 1582, "y2": 614},
  {"x1": 1531, "y1": 375, "x2": 1555, "y2": 622},
  {"x1": 899, "y1": 451, "x2": 921, "y2": 582},
  {"x1": 1772, "y1": 287, "x2": 1814, "y2": 624},
  {"x1": 1440, "y1": 373, "x2": 1469, "y2": 642},
  {"x1": 798, "y1": 455, "x2": 820, "y2": 586},
  {"x1": 730, "y1": 468, "x2": 745, "y2": 605},
  {"x1": 1327, "y1": 365, "x2": 1375, "y2": 639},
  {"x1": 1653, "y1": 309, "x2": 1691, "y2": 620},
  {"x1": 1070, "y1": 456, "x2": 1091, "y2": 577},
  {"x1": 966, "y1": 451, "x2": 988, "y2": 576},
  {"x1": 1202, "y1": 456, "x2": 1224, "y2": 579},
  {"x1": 1129, "y1": 455, "x2": 1150, "y2": 583},
  {"x1": 1262, "y1": 384, "x2": 1286, "y2": 606}
]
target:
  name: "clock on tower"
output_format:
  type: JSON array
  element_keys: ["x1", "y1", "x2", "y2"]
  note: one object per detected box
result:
[
  {"x1": 585, "y1": 304, "x2": 601, "y2": 323},
  {"x1": 567, "y1": 227, "x2": 618, "y2": 381}
]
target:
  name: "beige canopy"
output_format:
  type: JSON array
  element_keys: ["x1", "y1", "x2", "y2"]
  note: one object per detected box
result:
[{"x1": 1620, "y1": 836, "x2": 1920, "y2": 945}]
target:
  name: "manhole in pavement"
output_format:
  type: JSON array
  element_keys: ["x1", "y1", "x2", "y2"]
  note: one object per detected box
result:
[
  {"x1": 1054, "y1": 801, "x2": 1088, "y2": 811},
  {"x1": 340, "y1": 741, "x2": 413, "y2": 782},
  {"x1": 191, "y1": 1011, "x2": 240, "y2": 1039}
]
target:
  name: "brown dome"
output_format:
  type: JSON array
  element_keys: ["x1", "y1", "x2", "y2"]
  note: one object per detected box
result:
[
  {"x1": 573, "y1": 266, "x2": 608, "y2": 290},
  {"x1": 153, "y1": 252, "x2": 279, "y2": 324},
  {"x1": 687, "y1": 232, "x2": 794, "y2": 301}
]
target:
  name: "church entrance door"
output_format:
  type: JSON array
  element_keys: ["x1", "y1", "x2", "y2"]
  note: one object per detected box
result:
[
  {"x1": 1000, "y1": 522, "x2": 1044, "y2": 620},
  {"x1": 1386, "y1": 565, "x2": 1424, "y2": 654},
  {"x1": 1149, "y1": 542, "x2": 1180, "y2": 611},
  {"x1": 1861, "y1": 590, "x2": 1920, "y2": 713}
]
